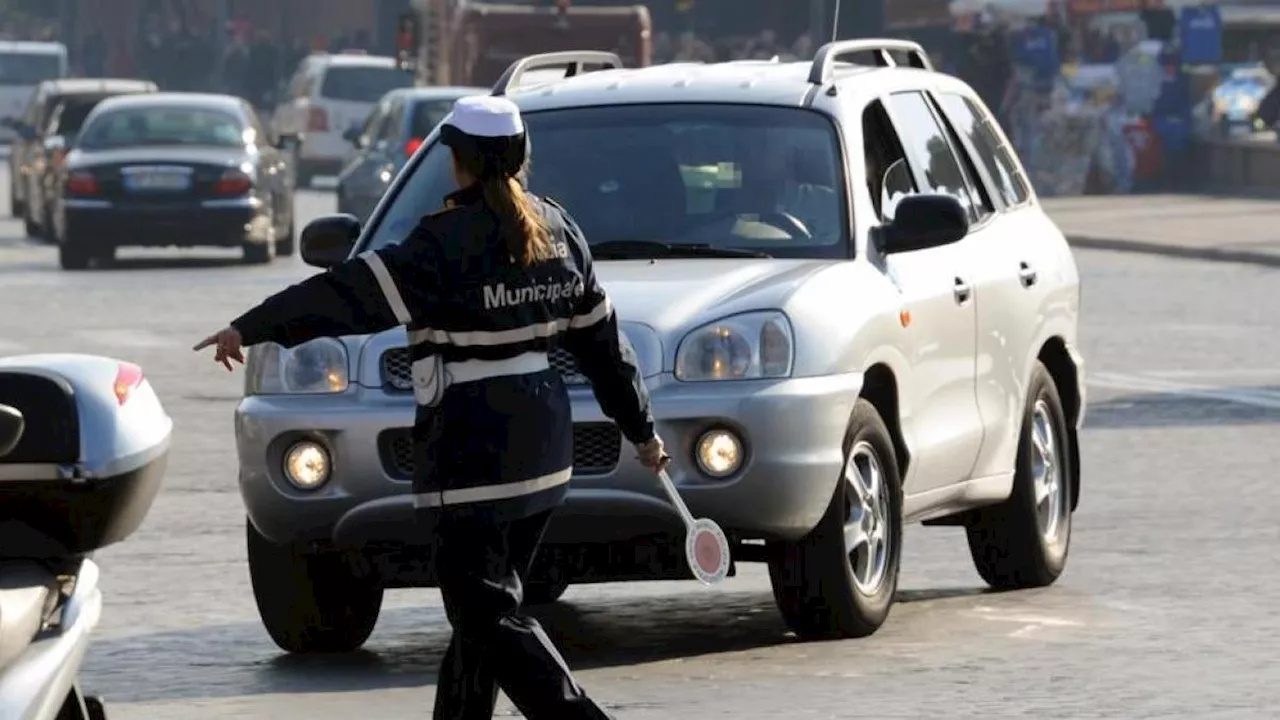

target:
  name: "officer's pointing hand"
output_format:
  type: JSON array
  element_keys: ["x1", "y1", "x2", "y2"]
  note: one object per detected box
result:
[
  {"x1": 635, "y1": 436, "x2": 671, "y2": 473},
  {"x1": 193, "y1": 326, "x2": 245, "y2": 372}
]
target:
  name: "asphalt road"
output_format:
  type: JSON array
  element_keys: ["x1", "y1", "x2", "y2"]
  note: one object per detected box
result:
[{"x1": 2, "y1": 167, "x2": 1279, "y2": 719}]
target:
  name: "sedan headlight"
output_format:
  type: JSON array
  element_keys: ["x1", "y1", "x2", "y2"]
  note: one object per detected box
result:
[
  {"x1": 674, "y1": 311, "x2": 794, "y2": 381},
  {"x1": 245, "y1": 338, "x2": 349, "y2": 395}
]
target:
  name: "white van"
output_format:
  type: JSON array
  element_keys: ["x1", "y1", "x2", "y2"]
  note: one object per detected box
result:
[
  {"x1": 0, "y1": 42, "x2": 68, "y2": 143},
  {"x1": 272, "y1": 52, "x2": 413, "y2": 187}
]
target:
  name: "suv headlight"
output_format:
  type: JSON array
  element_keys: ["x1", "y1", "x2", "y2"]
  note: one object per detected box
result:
[
  {"x1": 244, "y1": 338, "x2": 349, "y2": 395},
  {"x1": 674, "y1": 311, "x2": 794, "y2": 381}
]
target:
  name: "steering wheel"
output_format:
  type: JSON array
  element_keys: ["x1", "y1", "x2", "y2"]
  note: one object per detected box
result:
[
  {"x1": 684, "y1": 209, "x2": 814, "y2": 241},
  {"x1": 756, "y1": 211, "x2": 813, "y2": 240}
]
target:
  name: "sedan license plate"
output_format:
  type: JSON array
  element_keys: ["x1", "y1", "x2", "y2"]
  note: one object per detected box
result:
[{"x1": 124, "y1": 172, "x2": 191, "y2": 192}]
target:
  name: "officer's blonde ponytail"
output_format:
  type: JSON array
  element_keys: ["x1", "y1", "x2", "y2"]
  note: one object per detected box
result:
[{"x1": 482, "y1": 175, "x2": 552, "y2": 267}]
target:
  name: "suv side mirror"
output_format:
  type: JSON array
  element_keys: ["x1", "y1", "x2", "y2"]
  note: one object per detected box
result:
[
  {"x1": 300, "y1": 214, "x2": 361, "y2": 268},
  {"x1": 343, "y1": 126, "x2": 363, "y2": 147},
  {"x1": 0, "y1": 403, "x2": 24, "y2": 458},
  {"x1": 877, "y1": 194, "x2": 969, "y2": 254}
]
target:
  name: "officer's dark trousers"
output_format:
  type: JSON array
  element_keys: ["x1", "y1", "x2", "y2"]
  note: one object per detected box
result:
[{"x1": 432, "y1": 509, "x2": 613, "y2": 720}]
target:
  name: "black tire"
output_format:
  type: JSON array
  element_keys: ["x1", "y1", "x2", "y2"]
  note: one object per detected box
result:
[
  {"x1": 84, "y1": 696, "x2": 107, "y2": 720},
  {"x1": 40, "y1": 204, "x2": 56, "y2": 245},
  {"x1": 242, "y1": 239, "x2": 273, "y2": 264},
  {"x1": 275, "y1": 223, "x2": 295, "y2": 256},
  {"x1": 965, "y1": 362, "x2": 1074, "y2": 590},
  {"x1": 767, "y1": 398, "x2": 903, "y2": 640},
  {"x1": 55, "y1": 685, "x2": 87, "y2": 720},
  {"x1": 59, "y1": 242, "x2": 91, "y2": 271},
  {"x1": 246, "y1": 517, "x2": 383, "y2": 654}
]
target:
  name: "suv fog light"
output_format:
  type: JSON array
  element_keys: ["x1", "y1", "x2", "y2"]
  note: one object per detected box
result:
[
  {"x1": 695, "y1": 429, "x2": 743, "y2": 478},
  {"x1": 283, "y1": 441, "x2": 331, "y2": 490}
]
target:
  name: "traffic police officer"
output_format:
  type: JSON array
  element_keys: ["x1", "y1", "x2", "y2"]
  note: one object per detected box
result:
[{"x1": 195, "y1": 95, "x2": 669, "y2": 719}]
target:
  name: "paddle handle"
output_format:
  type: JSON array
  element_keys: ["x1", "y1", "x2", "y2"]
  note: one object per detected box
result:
[{"x1": 656, "y1": 469, "x2": 697, "y2": 530}]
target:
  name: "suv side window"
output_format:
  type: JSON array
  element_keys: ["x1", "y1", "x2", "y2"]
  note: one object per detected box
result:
[
  {"x1": 936, "y1": 93, "x2": 1031, "y2": 208},
  {"x1": 22, "y1": 89, "x2": 44, "y2": 126},
  {"x1": 359, "y1": 102, "x2": 391, "y2": 148},
  {"x1": 861, "y1": 100, "x2": 916, "y2": 222},
  {"x1": 380, "y1": 100, "x2": 405, "y2": 143},
  {"x1": 887, "y1": 91, "x2": 979, "y2": 222},
  {"x1": 45, "y1": 101, "x2": 66, "y2": 135}
]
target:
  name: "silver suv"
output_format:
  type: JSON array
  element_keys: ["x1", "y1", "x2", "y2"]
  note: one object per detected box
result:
[{"x1": 237, "y1": 41, "x2": 1085, "y2": 653}]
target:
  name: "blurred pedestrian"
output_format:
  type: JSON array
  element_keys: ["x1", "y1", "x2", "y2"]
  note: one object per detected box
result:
[{"x1": 246, "y1": 29, "x2": 280, "y2": 110}]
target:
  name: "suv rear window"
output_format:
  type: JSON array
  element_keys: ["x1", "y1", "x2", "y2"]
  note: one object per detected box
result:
[
  {"x1": 319, "y1": 66, "x2": 413, "y2": 103},
  {"x1": 0, "y1": 53, "x2": 62, "y2": 85},
  {"x1": 367, "y1": 104, "x2": 850, "y2": 259},
  {"x1": 409, "y1": 99, "x2": 458, "y2": 139},
  {"x1": 936, "y1": 93, "x2": 1031, "y2": 207}
]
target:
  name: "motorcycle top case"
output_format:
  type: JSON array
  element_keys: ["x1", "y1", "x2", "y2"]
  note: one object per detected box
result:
[{"x1": 0, "y1": 354, "x2": 171, "y2": 559}]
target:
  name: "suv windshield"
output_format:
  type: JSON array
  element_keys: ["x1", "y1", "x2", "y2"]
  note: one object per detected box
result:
[
  {"x1": 0, "y1": 53, "x2": 61, "y2": 85},
  {"x1": 320, "y1": 66, "x2": 413, "y2": 103},
  {"x1": 364, "y1": 104, "x2": 850, "y2": 259},
  {"x1": 78, "y1": 106, "x2": 244, "y2": 150}
]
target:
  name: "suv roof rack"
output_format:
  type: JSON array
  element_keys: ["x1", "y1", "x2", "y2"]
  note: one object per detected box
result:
[
  {"x1": 492, "y1": 51, "x2": 624, "y2": 97},
  {"x1": 807, "y1": 39, "x2": 932, "y2": 85}
]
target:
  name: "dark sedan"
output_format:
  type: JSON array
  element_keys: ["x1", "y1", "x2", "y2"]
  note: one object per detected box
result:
[{"x1": 50, "y1": 93, "x2": 298, "y2": 270}]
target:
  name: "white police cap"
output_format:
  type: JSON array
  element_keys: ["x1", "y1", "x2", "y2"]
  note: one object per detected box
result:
[{"x1": 442, "y1": 95, "x2": 525, "y2": 139}]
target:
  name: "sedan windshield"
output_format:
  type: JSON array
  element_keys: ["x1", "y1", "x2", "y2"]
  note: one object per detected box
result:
[
  {"x1": 77, "y1": 107, "x2": 245, "y2": 150},
  {"x1": 364, "y1": 104, "x2": 850, "y2": 259}
]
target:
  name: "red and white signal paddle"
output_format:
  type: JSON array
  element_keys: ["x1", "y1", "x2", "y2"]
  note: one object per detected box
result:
[{"x1": 655, "y1": 468, "x2": 731, "y2": 585}]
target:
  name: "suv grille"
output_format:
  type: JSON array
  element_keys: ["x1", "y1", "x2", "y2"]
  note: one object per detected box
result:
[
  {"x1": 380, "y1": 346, "x2": 587, "y2": 390},
  {"x1": 378, "y1": 423, "x2": 622, "y2": 479}
]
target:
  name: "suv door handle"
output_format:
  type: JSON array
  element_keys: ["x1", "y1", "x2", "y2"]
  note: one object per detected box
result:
[
  {"x1": 953, "y1": 277, "x2": 972, "y2": 305},
  {"x1": 1019, "y1": 262, "x2": 1038, "y2": 288}
]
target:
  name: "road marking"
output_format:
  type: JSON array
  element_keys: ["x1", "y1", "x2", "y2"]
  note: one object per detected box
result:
[
  {"x1": 1089, "y1": 371, "x2": 1280, "y2": 410},
  {"x1": 1143, "y1": 368, "x2": 1280, "y2": 380},
  {"x1": 1008, "y1": 624, "x2": 1042, "y2": 639},
  {"x1": 971, "y1": 612, "x2": 1083, "y2": 627},
  {"x1": 71, "y1": 329, "x2": 182, "y2": 349}
]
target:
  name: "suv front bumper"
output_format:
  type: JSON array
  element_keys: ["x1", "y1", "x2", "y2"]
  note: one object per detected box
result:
[{"x1": 237, "y1": 372, "x2": 864, "y2": 548}]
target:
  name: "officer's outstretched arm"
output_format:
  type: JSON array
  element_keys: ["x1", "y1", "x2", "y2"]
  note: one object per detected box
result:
[
  {"x1": 562, "y1": 267, "x2": 656, "y2": 446},
  {"x1": 230, "y1": 237, "x2": 441, "y2": 348}
]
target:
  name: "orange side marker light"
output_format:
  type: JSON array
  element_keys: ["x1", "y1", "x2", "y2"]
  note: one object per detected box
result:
[{"x1": 899, "y1": 309, "x2": 912, "y2": 328}]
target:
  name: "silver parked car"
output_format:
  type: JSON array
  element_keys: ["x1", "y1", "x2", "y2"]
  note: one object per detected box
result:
[{"x1": 237, "y1": 43, "x2": 1086, "y2": 654}]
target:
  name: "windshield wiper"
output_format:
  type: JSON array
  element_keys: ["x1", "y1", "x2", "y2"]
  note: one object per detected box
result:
[{"x1": 591, "y1": 240, "x2": 771, "y2": 260}]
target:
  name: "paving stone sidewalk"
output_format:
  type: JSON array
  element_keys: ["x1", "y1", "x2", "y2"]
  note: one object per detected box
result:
[{"x1": 1044, "y1": 194, "x2": 1280, "y2": 266}]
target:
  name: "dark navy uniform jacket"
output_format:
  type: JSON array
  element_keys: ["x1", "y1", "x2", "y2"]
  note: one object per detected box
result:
[{"x1": 232, "y1": 184, "x2": 655, "y2": 520}]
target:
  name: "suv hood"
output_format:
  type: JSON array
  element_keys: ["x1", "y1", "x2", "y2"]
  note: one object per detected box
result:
[
  {"x1": 350, "y1": 258, "x2": 833, "y2": 387},
  {"x1": 593, "y1": 258, "x2": 831, "y2": 335}
]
